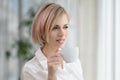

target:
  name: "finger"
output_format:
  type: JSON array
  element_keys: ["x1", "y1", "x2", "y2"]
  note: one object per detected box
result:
[
  {"x1": 47, "y1": 56, "x2": 61, "y2": 63},
  {"x1": 49, "y1": 58, "x2": 63, "y2": 69},
  {"x1": 61, "y1": 63, "x2": 63, "y2": 69},
  {"x1": 55, "y1": 48, "x2": 60, "y2": 53},
  {"x1": 48, "y1": 59, "x2": 63, "y2": 70},
  {"x1": 48, "y1": 61, "x2": 61, "y2": 65},
  {"x1": 50, "y1": 52, "x2": 60, "y2": 57},
  {"x1": 55, "y1": 48, "x2": 61, "y2": 54},
  {"x1": 48, "y1": 61, "x2": 61, "y2": 68}
]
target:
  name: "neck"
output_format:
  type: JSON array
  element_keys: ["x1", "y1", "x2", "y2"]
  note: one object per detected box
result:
[{"x1": 41, "y1": 45, "x2": 59, "y2": 58}]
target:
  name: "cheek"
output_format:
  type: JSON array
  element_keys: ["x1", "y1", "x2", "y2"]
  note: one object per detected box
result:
[
  {"x1": 48, "y1": 33, "x2": 56, "y2": 41},
  {"x1": 46, "y1": 35, "x2": 49, "y2": 43},
  {"x1": 46, "y1": 33, "x2": 52, "y2": 43},
  {"x1": 65, "y1": 30, "x2": 69, "y2": 37}
]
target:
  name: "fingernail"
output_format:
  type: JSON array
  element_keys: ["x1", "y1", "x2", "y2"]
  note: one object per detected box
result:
[{"x1": 58, "y1": 48, "x2": 62, "y2": 51}]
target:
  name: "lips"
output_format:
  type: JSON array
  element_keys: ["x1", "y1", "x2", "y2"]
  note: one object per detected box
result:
[{"x1": 56, "y1": 39, "x2": 65, "y2": 44}]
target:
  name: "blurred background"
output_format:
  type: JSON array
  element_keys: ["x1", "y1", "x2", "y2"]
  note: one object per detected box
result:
[{"x1": 0, "y1": 0, "x2": 120, "y2": 80}]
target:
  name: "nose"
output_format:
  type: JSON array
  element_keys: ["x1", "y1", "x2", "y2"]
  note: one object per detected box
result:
[{"x1": 58, "y1": 28, "x2": 64, "y2": 37}]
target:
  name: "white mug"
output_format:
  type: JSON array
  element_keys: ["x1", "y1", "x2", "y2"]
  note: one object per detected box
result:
[{"x1": 60, "y1": 46, "x2": 79, "y2": 63}]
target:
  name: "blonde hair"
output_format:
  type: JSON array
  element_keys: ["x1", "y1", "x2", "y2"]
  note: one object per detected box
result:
[{"x1": 32, "y1": 3, "x2": 69, "y2": 46}]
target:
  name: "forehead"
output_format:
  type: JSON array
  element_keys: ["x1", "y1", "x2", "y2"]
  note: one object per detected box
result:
[{"x1": 54, "y1": 14, "x2": 69, "y2": 25}]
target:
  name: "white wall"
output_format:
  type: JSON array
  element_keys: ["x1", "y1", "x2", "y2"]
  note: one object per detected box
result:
[{"x1": 79, "y1": 0, "x2": 97, "y2": 80}]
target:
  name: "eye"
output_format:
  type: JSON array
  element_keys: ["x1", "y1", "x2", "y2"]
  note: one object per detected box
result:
[
  {"x1": 63, "y1": 25, "x2": 69, "y2": 29},
  {"x1": 52, "y1": 25, "x2": 59, "y2": 30}
]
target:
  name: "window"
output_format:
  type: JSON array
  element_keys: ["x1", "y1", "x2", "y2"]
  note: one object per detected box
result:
[{"x1": 97, "y1": 0, "x2": 120, "y2": 80}]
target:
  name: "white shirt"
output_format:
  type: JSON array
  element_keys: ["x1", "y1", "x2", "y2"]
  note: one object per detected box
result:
[{"x1": 22, "y1": 48, "x2": 84, "y2": 80}]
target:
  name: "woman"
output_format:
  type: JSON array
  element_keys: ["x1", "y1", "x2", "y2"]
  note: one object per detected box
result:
[{"x1": 22, "y1": 3, "x2": 84, "y2": 80}]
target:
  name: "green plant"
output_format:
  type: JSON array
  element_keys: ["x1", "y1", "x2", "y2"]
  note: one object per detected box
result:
[
  {"x1": 15, "y1": 39, "x2": 33, "y2": 61},
  {"x1": 14, "y1": 7, "x2": 36, "y2": 61}
]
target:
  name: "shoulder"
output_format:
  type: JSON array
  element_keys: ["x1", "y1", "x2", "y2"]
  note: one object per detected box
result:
[
  {"x1": 22, "y1": 56, "x2": 39, "y2": 73},
  {"x1": 21, "y1": 56, "x2": 41, "y2": 80}
]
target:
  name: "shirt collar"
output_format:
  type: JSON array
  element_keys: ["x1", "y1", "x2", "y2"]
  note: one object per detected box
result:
[
  {"x1": 35, "y1": 48, "x2": 47, "y2": 60},
  {"x1": 35, "y1": 48, "x2": 48, "y2": 70}
]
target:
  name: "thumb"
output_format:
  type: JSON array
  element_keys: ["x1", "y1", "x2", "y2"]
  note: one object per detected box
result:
[
  {"x1": 55, "y1": 48, "x2": 62, "y2": 57},
  {"x1": 55, "y1": 48, "x2": 61, "y2": 54}
]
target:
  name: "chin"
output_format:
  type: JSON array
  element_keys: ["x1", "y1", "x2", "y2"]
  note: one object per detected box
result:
[{"x1": 58, "y1": 44, "x2": 65, "y2": 48}]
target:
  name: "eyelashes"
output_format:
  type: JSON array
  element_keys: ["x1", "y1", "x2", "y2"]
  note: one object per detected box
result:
[
  {"x1": 52, "y1": 25, "x2": 59, "y2": 30},
  {"x1": 64, "y1": 25, "x2": 68, "y2": 29},
  {"x1": 52, "y1": 25, "x2": 69, "y2": 30}
]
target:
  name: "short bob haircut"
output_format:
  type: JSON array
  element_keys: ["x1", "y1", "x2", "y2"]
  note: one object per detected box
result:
[{"x1": 32, "y1": 3, "x2": 69, "y2": 46}]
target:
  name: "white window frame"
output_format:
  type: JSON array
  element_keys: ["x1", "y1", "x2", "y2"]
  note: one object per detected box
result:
[
  {"x1": 115, "y1": 0, "x2": 120, "y2": 80},
  {"x1": 97, "y1": 0, "x2": 120, "y2": 80},
  {"x1": 96, "y1": 0, "x2": 115, "y2": 80}
]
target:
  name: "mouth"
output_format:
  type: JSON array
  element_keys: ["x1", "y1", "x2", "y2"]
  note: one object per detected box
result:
[{"x1": 56, "y1": 39, "x2": 65, "y2": 44}]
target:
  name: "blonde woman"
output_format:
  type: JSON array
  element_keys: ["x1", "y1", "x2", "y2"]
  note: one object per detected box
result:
[{"x1": 22, "y1": 3, "x2": 84, "y2": 80}]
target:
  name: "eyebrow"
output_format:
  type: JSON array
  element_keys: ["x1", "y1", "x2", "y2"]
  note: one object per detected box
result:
[
  {"x1": 64, "y1": 24, "x2": 68, "y2": 26},
  {"x1": 54, "y1": 24, "x2": 68, "y2": 27}
]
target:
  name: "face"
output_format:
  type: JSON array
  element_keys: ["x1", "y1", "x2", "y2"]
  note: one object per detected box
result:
[{"x1": 46, "y1": 14, "x2": 69, "y2": 49}]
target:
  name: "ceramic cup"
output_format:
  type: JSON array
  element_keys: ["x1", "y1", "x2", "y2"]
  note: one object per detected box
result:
[{"x1": 60, "y1": 46, "x2": 79, "y2": 63}]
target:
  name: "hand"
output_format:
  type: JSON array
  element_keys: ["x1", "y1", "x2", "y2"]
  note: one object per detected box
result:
[{"x1": 47, "y1": 50, "x2": 63, "y2": 80}]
